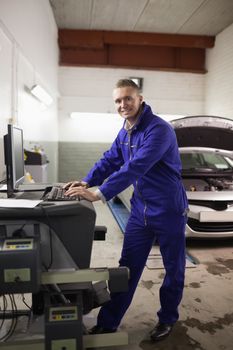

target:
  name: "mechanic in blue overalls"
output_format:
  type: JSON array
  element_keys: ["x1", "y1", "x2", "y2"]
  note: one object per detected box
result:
[{"x1": 64, "y1": 79, "x2": 188, "y2": 342}]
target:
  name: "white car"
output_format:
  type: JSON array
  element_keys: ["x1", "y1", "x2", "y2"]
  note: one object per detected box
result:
[{"x1": 117, "y1": 116, "x2": 233, "y2": 239}]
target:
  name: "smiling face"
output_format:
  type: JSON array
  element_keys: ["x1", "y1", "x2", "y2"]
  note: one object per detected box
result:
[{"x1": 113, "y1": 86, "x2": 143, "y2": 125}]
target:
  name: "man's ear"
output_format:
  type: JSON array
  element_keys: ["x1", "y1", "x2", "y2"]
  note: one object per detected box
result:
[{"x1": 139, "y1": 95, "x2": 143, "y2": 104}]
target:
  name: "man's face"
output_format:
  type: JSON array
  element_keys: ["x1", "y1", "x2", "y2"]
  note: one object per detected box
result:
[{"x1": 113, "y1": 86, "x2": 143, "y2": 124}]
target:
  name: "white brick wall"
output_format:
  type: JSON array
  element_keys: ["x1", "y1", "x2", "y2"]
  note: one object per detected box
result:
[
  {"x1": 58, "y1": 67, "x2": 205, "y2": 142},
  {"x1": 205, "y1": 23, "x2": 233, "y2": 117}
]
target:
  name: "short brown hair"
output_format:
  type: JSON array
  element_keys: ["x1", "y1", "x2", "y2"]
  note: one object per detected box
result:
[{"x1": 115, "y1": 79, "x2": 140, "y2": 92}]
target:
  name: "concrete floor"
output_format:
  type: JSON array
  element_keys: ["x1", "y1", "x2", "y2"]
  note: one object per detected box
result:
[{"x1": 90, "y1": 201, "x2": 233, "y2": 350}]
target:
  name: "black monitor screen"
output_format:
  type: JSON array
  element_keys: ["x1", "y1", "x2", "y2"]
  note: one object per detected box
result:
[{"x1": 4, "y1": 124, "x2": 25, "y2": 197}]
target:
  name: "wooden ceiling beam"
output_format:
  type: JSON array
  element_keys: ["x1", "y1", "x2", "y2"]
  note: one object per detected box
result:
[
  {"x1": 104, "y1": 31, "x2": 215, "y2": 49},
  {"x1": 59, "y1": 29, "x2": 215, "y2": 49},
  {"x1": 59, "y1": 29, "x2": 104, "y2": 49},
  {"x1": 60, "y1": 45, "x2": 206, "y2": 73},
  {"x1": 58, "y1": 29, "x2": 214, "y2": 73}
]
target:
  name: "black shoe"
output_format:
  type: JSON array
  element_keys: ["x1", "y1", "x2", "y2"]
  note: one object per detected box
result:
[
  {"x1": 150, "y1": 322, "x2": 173, "y2": 342},
  {"x1": 89, "y1": 325, "x2": 117, "y2": 334}
]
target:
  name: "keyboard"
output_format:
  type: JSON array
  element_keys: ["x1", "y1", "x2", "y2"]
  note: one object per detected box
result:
[{"x1": 43, "y1": 186, "x2": 80, "y2": 201}]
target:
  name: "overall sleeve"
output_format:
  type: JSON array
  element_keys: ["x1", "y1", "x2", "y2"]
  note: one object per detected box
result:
[
  {"x1": 82, "y1": 136, "x2": 124, "y2": 187},
  {"x1": 99, "y1": 123, "x2": 173, "y2": 200}
]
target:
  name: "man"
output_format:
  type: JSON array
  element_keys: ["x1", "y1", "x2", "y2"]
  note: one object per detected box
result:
[{"x1": 64, "y1": 79, "x2": 188, "y2": 342}]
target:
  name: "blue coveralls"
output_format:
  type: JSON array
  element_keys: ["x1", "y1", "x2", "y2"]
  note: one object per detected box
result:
[{"x1": 83, "y1": 103, "x2": 188, "y2": 329}]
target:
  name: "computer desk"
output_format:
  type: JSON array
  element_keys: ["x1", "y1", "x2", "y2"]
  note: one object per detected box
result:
[{"x1": 0, "y1": 190, "x2": 129, "y2": 349}]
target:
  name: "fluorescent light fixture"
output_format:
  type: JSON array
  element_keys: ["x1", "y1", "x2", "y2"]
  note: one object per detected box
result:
[
  {"x1": 30, "y1": 84, "x2": 53, "y2": 106},
  {"x1": 70, "y1": 112, "x2": 117, "y2": 120}
]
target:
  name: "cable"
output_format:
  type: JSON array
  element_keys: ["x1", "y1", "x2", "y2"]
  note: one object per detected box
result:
[
  {"x1": 9, "y1": 295, "x2": 18, "y2": 339},
  {"x1": 46, "y1": 227, "x2": 53, "y2": 270},
  {"x1": 38, "y1": 205, "x2": 54, "y2": 271},
  {"x1": 0, "y1": 294, "x2": 17, "y2": 342},
  {"x1": 0, "y1": 295, "x2": 7, "y2": 333},
  {"x1": 12, "y1": 222, "x2": 27, "y2": 237},
  {"x1": 49, "y1": 284, "x2": 70, "y2": 305},
  {"x1": 6, "y1": 295, "x2": 17, "y2": 341},
  {"x1": 21, "y1": 294, "x2": 32, "y2": 311},
  {"x1": 0, "y1": 295, "x2": 9, "y2": 341},
  {"x1": 38, "y1": 205, "x2": 74, "y2": 305}
]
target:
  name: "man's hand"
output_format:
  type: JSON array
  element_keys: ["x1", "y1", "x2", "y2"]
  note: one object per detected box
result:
[
  {"x1": 63, "y1": 180, "x2": 88, "y2": 190},
  {"x1": 65, "y1": 186, "x2": 99, "y2": 202}
]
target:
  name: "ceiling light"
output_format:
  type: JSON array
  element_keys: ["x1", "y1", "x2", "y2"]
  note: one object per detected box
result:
[
  {"x1": 70, "y1": 112, "x2": 117, "y2": 119},
  {"x1": 30, "y1": 84, "x2": 53, "y2": 106}
]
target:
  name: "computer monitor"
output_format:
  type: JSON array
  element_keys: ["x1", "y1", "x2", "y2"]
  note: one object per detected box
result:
[{"x1": 4, "y1": 124, "x2": 25, "y2": 197}]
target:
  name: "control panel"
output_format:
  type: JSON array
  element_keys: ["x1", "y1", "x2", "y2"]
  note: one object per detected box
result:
[{"x1": 49, "y1": 306, "x2": 78, "y2": 322}]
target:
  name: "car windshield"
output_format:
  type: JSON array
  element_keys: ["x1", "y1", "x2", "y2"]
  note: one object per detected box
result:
[{"x1": 180, "y1": 151, "x2": 233, "y2": 171}]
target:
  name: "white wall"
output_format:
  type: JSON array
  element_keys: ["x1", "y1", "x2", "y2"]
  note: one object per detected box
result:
[
  {"x1": 0, "y1": 0, "x2": 59, "y2": 182},
  {"x1": 205, "y1": 23, "x2": 233, "y2": 117},
  {"x1": 0, "y1": 27, "x2": 11, "y2": 138},
  {"x1": 0, "y1": 0, "x2": 58, "y2": 95},
  {"x1": 58, "y1": 67, "x2": 205, "y2": 142}
]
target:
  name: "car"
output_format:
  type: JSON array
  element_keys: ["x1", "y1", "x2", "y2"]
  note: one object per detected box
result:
[{"x1": 117, "y1": 116, "x2": 233, "y2": 239}]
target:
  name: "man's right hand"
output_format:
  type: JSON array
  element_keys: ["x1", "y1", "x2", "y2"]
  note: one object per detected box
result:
[{"x1": 63, "y1": 180, "x2": 89, "y2": 190}]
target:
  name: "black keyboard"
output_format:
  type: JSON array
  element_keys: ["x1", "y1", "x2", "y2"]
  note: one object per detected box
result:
[{"x1": 43, "y1": 186, "x2": 80, "y2": 201}]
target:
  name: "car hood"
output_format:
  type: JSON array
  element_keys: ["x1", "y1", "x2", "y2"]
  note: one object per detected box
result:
[
  {"x1": 171, "y1": 116, "x2": 233, "y2": 151},
  {"x1": 187, "y1": 191, "x2": 233, "y2": 201}
]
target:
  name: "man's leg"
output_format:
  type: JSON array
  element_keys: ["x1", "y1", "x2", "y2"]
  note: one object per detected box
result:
[
  {"x1": 96, "y1": 215, "x2": 155, "y2": 330},
  {"x1": 156, "y1": 212, "x2": 187, "y2": 325}
]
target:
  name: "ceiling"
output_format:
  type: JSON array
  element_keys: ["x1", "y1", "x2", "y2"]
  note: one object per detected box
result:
[{"x1": 50, "y1": 0, "x2": 233, "y2": 36}]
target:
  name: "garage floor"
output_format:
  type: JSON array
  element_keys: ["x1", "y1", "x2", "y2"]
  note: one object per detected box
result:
[{"x1": 89, "y1": 201, "x2": 233, "y2": 350}]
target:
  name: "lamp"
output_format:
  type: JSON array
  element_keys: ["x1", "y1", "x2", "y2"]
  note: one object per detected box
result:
[
  {"x1": 129, "y1": 77, "x2": 143, "y2": 91},
  {"x1": 30, "y1": 84, "x2": 53, "y2": 106}
]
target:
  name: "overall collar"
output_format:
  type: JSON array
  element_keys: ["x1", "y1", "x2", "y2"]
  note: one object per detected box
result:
[{"x1": 124, "y1": 102, "x2": 146, "y2": 132}]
